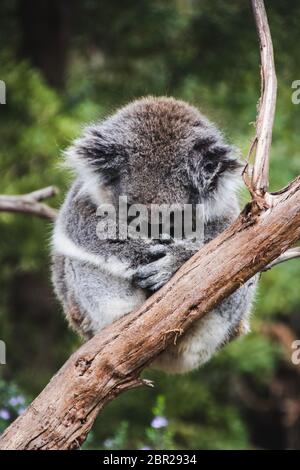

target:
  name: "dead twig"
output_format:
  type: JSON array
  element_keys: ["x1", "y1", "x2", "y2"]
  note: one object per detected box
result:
[
  {"x1": 0, "y1": 186, "x2": 58, "y2": 220},
  {"x1": 250, "y1": 0, "x2": 277, "y2": 199}
]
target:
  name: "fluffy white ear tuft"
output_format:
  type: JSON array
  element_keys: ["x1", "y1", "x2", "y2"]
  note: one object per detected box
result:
[{"x1": 63, "y1": 124, "x2": 125, "y2": 185}]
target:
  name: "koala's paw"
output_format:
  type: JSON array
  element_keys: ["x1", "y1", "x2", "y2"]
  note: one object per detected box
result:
[{"x1": 133, "y1": 245, "x2": 177, "y2": 292}]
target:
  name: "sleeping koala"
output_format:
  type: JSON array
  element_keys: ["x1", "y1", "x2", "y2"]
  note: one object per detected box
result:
[{"x1": 51, "y1": 96, "x2": 257, "y2": 373}]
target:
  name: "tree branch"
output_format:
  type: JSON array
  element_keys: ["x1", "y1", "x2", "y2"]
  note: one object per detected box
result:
[
  {"x1": 250, "y1": 0, "x2": 277, "y2": 198},
  {"x1": 262, "y1": 247, "x2": 300, "y2": 271},
  {"x1": 0, "y1": 186, "x2": 58, "y2": 220}
]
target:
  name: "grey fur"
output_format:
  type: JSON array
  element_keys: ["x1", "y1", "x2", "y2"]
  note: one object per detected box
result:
[{"x1": 51, "y1": 96, "x2": 257, "y2": 373}]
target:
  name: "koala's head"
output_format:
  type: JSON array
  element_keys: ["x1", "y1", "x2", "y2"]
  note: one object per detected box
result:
[{"x1": 66, "y1": 96, "x2": 242, "y2": 209}]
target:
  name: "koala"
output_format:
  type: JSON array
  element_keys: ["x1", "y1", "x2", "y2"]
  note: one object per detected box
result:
[{"x1": 51, "y1": 96, "x2": 257, "y2": 374}]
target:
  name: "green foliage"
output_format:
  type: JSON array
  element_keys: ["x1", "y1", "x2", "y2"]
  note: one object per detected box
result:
[
  {"x1": 82, "y1": 395, "x2": 176, "y2": 450},
  {"x1": 0, "y1": 379, "x2": 29, "y2": 434}
]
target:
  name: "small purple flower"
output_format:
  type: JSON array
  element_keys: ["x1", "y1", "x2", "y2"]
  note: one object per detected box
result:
[
  {"x1": 151, "y1": 416, "x2": 168, "y2": 429},
  {"x1": 0, "y1": 409, "x2": 10, "y2": 420},
  {"x1": 9, "y1": 395, "x2": 25, "y2": 407},
  {"x1": 17, "y1": 407, "x2": 26, "y2": 416},
  {"x1": 103, "y1": 438, "x2": 114, "y2": 448},
  {"x1": 140, "y1": 446, "x2": 152, "y2": 450}
]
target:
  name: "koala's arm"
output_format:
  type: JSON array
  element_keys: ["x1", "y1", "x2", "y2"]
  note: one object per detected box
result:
[
  {"x1": 51, "y1": 182, "x2": 192, "y2": 335},
  {"x1": 132, "y1": 240, "x2": 197, "y2": 292}
]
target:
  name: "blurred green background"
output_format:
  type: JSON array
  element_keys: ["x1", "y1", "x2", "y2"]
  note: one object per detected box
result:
[{"x1": 0, "y1": 0, "x2": 300, "y2": 450}]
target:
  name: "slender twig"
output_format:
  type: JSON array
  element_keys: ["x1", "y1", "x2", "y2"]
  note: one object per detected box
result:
[
  {"x1": 248, "y1": 0, "x2": 299, "y2": 270},
  {"x1": 26, "y1": 186, "x2": 58, "y2": 202},
  {"x1": 250, "y1": 0, "x2": 277, "y2": 198},
  {"x1": 0, "y1": 186, "x2": 58, "y2": 220},
  {"x1": 262, "y1": 247, "x2": 300, "y2": 271}
]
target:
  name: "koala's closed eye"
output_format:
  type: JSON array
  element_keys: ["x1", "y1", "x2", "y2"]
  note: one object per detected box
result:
[{"x1": 203, "y1": 161, "x2": 219, "y2": 173}]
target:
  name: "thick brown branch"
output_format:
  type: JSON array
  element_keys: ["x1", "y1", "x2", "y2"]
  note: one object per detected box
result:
[
  {"x1": 250, "y1": 0, "x2": 277, "y2": 197},
  {"x1": 1, "y1": 177, "x2": 300, "y2": 450},
  {"x1": 0, "y1": 186, "x2": 58, "y2": 220}
]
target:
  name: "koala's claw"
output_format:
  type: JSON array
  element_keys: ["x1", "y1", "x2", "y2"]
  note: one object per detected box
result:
[{"x1": 133, "y1": 253, "x2": 175, "y2": 292}]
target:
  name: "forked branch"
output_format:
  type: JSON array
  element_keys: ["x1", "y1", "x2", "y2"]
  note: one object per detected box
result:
[
  {"x1": 250, "y1": 0, "x2": 277, "y2": 198},
  {"x1": 0, "y1": 186, "x2": 58, "y2": 220}
]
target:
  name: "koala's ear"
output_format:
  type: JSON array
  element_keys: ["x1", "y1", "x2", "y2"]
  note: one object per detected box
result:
[
  {"x1": 64, "y1": 125, "x2": 125, "y2": 184},
  {"x1": 188, "y1": 137, "x2": 243, "y2": 195},
  {"x1": 193, "y1": 137, "x2": 242, "y2": 175}
]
